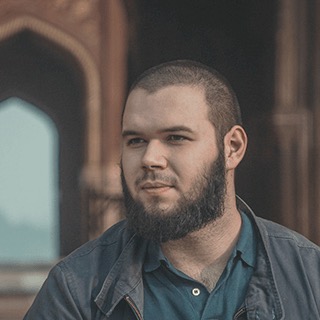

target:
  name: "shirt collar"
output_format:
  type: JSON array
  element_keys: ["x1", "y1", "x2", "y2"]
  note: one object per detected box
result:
[
  {"x1": 234, "y1": 210, "x2": 256, "y2": 268},
  {"x1": 144, "y1": 240, "x2": 167, "y2": 272}
]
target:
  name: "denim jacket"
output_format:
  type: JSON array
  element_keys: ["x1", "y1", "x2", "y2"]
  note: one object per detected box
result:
[{"x1": 24, "y1": 198, "x2": 320, "y2": 319}]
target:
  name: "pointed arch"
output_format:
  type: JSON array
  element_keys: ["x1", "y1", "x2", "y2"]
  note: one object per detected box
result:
[
  {"x1": 0, "y1": 15, "x2": 101, "y2": 189},
  {"x1": 0, "y1": 15, "x2": 103, "y2": 254}
]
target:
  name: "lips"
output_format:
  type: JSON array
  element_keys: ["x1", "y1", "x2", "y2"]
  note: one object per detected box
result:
[
  {"x1": 140, "y1": 181, "x2": 174, "y2": 194},
  {"x1": 141, "y1": 182, "x2": 172, "y2": 189}
]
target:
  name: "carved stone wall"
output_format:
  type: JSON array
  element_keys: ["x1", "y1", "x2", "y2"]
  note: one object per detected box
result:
[
  {"x1": 0, "y1": 1, "x2": 128, "y2": 318},
  {"x1": 0, "y1": 0, "x2": 101, "y2": 60},
  {"x1": 0, "y1": 0, "x2": 128, "y2": 237}
]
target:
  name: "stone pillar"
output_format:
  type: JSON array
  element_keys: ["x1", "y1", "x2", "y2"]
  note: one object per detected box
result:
[
  {"x1": 273, "y1": 0, "x2": 312, "y2": 237},
  {"x1": 88, "y1": 0, "x2": 128, "y2": 238}
]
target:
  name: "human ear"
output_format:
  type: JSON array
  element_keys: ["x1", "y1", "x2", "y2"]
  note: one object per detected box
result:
[{"x1": 224, "y1": 125, "x2": 247, "y2": 170}]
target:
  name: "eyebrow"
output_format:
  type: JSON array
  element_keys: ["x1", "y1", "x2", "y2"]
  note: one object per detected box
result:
[
  {"x1": 161, "y1": 126, "x2": 194, "y2": 134},
  {"x1": 121, "y1": 126, "x2": 194, "y2": 137},
  {"x1": 121, "y1": 130, "x2": 141, "y2": 138}
]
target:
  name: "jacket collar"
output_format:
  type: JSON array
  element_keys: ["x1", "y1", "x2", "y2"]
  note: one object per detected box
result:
[
  {"x1": 94, "y1": 198, "x2": 285, "y2": 319},
  {"x1": 236, "y1": 196, "x2": 285, "y2": 320},
  {"x1": 94, "y1": 229, "x2": 148, "y2": 317}
]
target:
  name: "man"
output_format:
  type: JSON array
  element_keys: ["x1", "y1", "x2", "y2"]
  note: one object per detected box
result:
[{"x1": 24, "y1": 60, "x2": 320, "y2": 319}]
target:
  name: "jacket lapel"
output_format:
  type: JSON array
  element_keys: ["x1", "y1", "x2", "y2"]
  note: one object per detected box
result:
[
  {"x1": 237, "y1": 197, "x2": 284, "y2": 319},
  {"x1": 94, "y1": 233, "x2": 148, "y2": 317}
]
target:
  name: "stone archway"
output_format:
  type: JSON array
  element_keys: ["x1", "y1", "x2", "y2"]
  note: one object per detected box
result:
[
  {"x1": 0, "y1": 14, "x2": 102, "y2": 192},
  {"x1": 0, "y1": 15, "x2": 102, "y2": 254}
]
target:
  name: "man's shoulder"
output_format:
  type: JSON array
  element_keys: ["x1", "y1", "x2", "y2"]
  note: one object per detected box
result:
[
  {"x1": 255, "y1": 216, "x2": 320, "y2": 256},
  {"x1": 237, "y1": 197, "x2": 320, "y2": 252},
  {"x1": 57, "y1": 220, "x2": 134, "y2": 273}
]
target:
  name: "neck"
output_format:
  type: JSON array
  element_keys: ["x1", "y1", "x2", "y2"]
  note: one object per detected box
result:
[{"x1": 160, "y1": 205, "x2": 242, "y2": 291}]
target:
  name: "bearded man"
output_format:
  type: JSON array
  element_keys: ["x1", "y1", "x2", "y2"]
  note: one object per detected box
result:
[{"x1": 24, "y1": 60, "x2": 320, "y2": 320}]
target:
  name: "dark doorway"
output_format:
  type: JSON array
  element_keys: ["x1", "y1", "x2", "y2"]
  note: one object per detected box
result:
[{"x1": 127, "y1": 0, "x2": 280, "y2": 222}]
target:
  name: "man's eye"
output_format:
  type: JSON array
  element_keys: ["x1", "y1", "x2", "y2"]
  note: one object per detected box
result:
[
  {"x1": 127, "y1": 138, "x2": 145, "y2": 146},
  {"x1": 167, "y1": 135, "x2": 187, "y2": 142}
]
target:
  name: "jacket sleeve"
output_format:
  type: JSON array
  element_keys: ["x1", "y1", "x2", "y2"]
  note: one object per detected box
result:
[{"x1": 23, "y1": 264, "x2": 84, "y2": 320}]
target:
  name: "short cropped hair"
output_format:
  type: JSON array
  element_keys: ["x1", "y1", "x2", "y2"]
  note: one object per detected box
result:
[{"x1": 126, "y1": 60, "x2": 242, "y2": 145}]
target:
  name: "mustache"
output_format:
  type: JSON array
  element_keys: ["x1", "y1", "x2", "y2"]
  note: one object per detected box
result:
[{"x1": 135, "y1": 171, "x2": 178, "y2": 187}]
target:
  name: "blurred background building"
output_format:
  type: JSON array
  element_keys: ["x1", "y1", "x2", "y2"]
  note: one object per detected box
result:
[{"x1": 0, "y1": 0, "x2": 319, "y2": 318}]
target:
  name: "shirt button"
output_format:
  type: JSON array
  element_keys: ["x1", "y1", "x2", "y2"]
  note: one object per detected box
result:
[{"x1": 192, "y1": 288, "x2": 200, "y2": 296}]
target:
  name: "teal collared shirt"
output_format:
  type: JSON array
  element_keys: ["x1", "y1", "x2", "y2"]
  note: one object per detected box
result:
[{"x1": 142, "y1": 211, "x2": 257, "y2": 320}]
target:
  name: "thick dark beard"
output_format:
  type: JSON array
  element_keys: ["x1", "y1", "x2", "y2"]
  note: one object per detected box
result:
[{"x1": 121, "y1": 152, "x2": 226, "y2": 243}]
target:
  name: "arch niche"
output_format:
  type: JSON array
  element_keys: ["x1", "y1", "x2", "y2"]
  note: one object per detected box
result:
[{"x1": 0, "y1": 16, "x2": 101, "y2": 256}]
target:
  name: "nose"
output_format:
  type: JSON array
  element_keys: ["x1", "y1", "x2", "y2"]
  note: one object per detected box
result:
[{"x1": 141, "y1": 140, "x2": 167, "y2": 170}]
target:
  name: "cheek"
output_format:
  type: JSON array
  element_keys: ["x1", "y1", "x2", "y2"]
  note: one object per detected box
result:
[
  {"x1": 176, "y1": 152, "x2": 217, "y2": 184},
  {"x1": 170, "y1": 157, "x2": 200, "y2": 187},
  {"x1": 177, "y1": 148, "x2": 215, "y2": 169},
  {"x1": 122, "y1": 148, "x2": 141, "y2": 167}
]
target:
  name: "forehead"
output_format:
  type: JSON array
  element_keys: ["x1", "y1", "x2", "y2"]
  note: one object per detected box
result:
[{"x1": 122, "y1": 85, "x2": 212, "y2": 131}]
